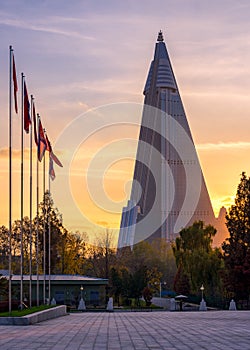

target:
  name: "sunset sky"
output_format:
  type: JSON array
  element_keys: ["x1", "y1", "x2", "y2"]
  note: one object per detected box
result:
[{"x1": 1, "y1": 0, "x2": 250, "y2": 245}]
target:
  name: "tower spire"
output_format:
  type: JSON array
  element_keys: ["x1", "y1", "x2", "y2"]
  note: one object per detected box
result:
[{"x1": 157, "y1": 30, "x2": 164, "y2": 42}]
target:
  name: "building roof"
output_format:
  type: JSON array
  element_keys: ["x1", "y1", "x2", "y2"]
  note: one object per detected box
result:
[{"x1": 10, "y1": 274, "x2": 108, "y2": 285}]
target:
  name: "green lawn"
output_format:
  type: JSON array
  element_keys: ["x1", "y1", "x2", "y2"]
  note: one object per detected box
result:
[{"x1": 0, "y1": 305, "x2": 55, "y2": 317}]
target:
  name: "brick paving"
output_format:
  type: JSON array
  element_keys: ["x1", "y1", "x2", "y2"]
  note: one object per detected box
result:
[{"x1": 0, "y1": 311, "x2": 249, "y2": 349}]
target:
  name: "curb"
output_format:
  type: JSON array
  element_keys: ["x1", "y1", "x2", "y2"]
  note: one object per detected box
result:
[{"x1": 0, "y1": 305, "x2": 67, "y2": 325}]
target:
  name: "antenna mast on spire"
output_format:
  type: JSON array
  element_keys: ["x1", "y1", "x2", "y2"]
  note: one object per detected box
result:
[{"x1": 157, "y1": 30, "x2": 164, "y2": 42}]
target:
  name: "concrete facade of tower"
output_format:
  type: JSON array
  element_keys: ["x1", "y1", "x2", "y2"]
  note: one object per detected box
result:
[{"x1": 118, "y1": 31, "x2": 216, "y2": 248}]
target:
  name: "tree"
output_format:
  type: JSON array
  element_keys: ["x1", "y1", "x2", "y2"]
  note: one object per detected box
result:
[
  {"x1": 0, "y1": 275, "x2": 8, "y2": 297},
  {"x1": 57, "y1": 231, "x2": 87, "y2": 275},
  {"x1": 129, "y1": 265, "x2": 147, "y2": 305},
  {"x1": 0, "y1": 190, "x2": 91, "y2": 279},
  {"x1": 149, "y1": 239, "x2": 177, "y2": 291},
  {"x1": 142, "y1": 286, "x2": 153, "y2": 306},
  {"x1": 109, "y1": 267, "x2": 123, "y2": 305},
  {"x1": 87, "y1": 229, "x2": 117, "y2": 279},
  {"x1": 120, "y1": 267, "x2": 131, "y2": 305},
  {"x1": 12, "y1": 216, "x2": 35, "y2": 274},
  {"x1": 38, "y1": 190, "x2": 65, "y2": 274},
  {"x1": 117, "y1": 242, "x2": 156, "y2": 302},
  {"x1": 173, "y1": 265, "x2": 190, "y2": 295},
  {"x1": 0, "y1": 226, "x2": 10, "y2": 270},
  {"x1": 222, "y1": 172, "x2": 250, "y2": 303},
  {"x1": 0, "y1": 218, "x2": 35, "y2": 275},
  {"x1": 173, "y1": 221, "x2": 223, "y2": 300},
  {"x1": 36, "y1": 191, "x2": 88, "y2": 275},
  {"x1": 113, "y1": 239, "x2": 177, "y2": 304}
]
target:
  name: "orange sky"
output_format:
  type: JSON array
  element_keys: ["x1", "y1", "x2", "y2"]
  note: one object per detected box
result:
[{"x1": 1, "y1": 1, "x2": 250, "y2": 246}]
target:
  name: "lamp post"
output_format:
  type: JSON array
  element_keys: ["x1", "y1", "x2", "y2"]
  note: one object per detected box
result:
[
  {"x1": 154, "y1": 281, "x2": 166, "y2": 298},
  {"x1": 200, "y1": 284, "x2": 204, "y2": 301},
  {"x1": 199, "y1": 284, "x2": 207, "y2": 311},
  {"x1": 78, "y1": 285, "x2": 86, "y2": 311}
]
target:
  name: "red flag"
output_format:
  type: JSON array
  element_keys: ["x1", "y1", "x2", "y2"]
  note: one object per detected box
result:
[
  {"x1": 45, "y1": 133, "x2": 52, "y2": 153},
  {"x1": 37, "y1": 117, "x2": 47, "y2": 162},
  {"x1": 23, "y1": 80, "x2": 31, "y2": 133},
  {"x1": 33, "y1": 105, "x2": 38, "y2": 145},
  {"x1": 50, "y1": 151, "x2": 63, "y2": 167},
  {"x1": 45, "y1": 132, "x2": 63, "y2": 168},
  {"x1": 49, "y1": 155, "x2": 56, "y2": 181},
  {"x1": 13, "y1": 55, "x2": 18, "y2": 114}
]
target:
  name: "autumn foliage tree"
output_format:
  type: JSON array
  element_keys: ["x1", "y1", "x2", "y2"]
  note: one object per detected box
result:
[{"x1": 222, "y1": 172, "x2": 250, "y2": 303}]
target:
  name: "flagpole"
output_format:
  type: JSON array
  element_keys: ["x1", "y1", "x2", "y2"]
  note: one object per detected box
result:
[
  {"x1": 29, "y1": 95, "x2": 34, "y2": 308},
  {"x1": 20, "y1": 72, "x2": 24, "y2": 309},
  {"x1": 36, "y1": 114, "x2": 40, "y2": 306},
  {"x1": 48, "y1": 172, "x2": 51, "y2": 304},
  {"x1": 43, "y1": 150, "x2": 46, "y2": 304},
  {"x1": 8, "y1": 45, "x2": 13, "y2": 314}
]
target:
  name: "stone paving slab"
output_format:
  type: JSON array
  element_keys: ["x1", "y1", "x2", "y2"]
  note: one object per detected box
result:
[{"x1": 0, "y1": 311, "x2": 249, "y2": 349}]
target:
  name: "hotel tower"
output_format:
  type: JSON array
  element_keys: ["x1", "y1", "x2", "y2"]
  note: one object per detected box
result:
[{"x1": 118, "y1": 31, "x2": 215, "y2": 248}]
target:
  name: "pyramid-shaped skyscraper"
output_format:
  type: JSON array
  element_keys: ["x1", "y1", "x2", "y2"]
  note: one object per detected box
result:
[{"x1": 118, "y1": 31, "x2": 215, "y2": 248}]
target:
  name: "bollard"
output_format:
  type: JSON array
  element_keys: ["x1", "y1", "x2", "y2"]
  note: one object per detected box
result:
[
  {"x1": 229, "y1": 299, "x2": 237, "y2": 311},
  {"x1": 78, "y1": 298, "x2": 86, "y2": 311},
  {"x1": 106, "y1": 297, "x2": 114, "y2": 312},
  {"x1": 199, "y1": 299, "x2": 207, "y2": 311}
]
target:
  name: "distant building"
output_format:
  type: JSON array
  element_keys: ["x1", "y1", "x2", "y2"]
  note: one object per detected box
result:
[
  {"x1": 213, "y1": 206, "x2": 229, "y2": 247},
  {"x1": 9, "y1": 274, "x2": 108, "y2": 307},
  {"x1": 118, "y1": 31, "x2": 219, "y2": 248}
]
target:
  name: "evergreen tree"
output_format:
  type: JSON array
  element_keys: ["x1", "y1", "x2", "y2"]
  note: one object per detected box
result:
[{"x1": 222, "y1": 172, "x2": 250, "y2": 302}]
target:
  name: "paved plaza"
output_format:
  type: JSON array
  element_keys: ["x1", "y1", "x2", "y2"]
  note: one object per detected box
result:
[{"x1": 0, "y1": 311, "x2": 249, "y2": 350}]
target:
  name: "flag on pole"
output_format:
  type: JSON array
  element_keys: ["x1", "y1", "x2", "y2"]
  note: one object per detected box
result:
[
  {"x1": 45, "y1": 132, "x2": 63, "y2": 168},
  {"x1": 49, "y1": 155, "x2": 56, "y2": 181},
  {"x1": 13, "y1": 54, "x2": 18, "y2": 113},
  {"x1": 33, "y1": 108, "x2": 38, "y2": 145},
  {"x1": 45, "y1": 132, "x2": 63, "y2": 180},
  {"x1": 45, "y1": 134, "x2": 52, "y2": 153},
  {"x1": 37, "y1": 117, "x2": 47, "y2": 161},
  {"x1": 23, "y1": 80, "x2": 31, "y2": 133},
  {"x1": 50, "y1": 151, "x2": 63, "y2": 167}
]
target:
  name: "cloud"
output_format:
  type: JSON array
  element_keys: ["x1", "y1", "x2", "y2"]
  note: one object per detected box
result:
[
  {"x1": 0, "y1": 148, "x2": 9, "y2": 158},
  {"x1": 96, "y1": 221, "x2": 109, "y2": 226},
  {"x1": 37, "y1": 78, "x2": 141, "y2": 100},
  {"x1": 197, "y1": 141, "x2": 250, "y2": 151},
  {"x1": 0, "y1": 148, "x2": 28, "y2": 159},
  {"x1": 0, "y1": 12, "x2": 94, "y2": 41},
  {"x1": 222, "y1": 196, "x2": 234, "y2": 204},
  {"x1": 0, "y1": 147, "x2": 45, "y2": 159}
]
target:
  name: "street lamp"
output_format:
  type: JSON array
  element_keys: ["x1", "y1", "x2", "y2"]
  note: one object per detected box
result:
[
  {"x1": 200, "y1": 284, "x2": 204, "y2": 301},
  {"x1": 154, "y1": 281, "x2": 166, "y2": 298},
  {"x1": 199, "y1": 284, "x2": 207, "y2": 311},
  {"x1": 78, "y1": 285, "x2": 86, "y2": 311}
]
